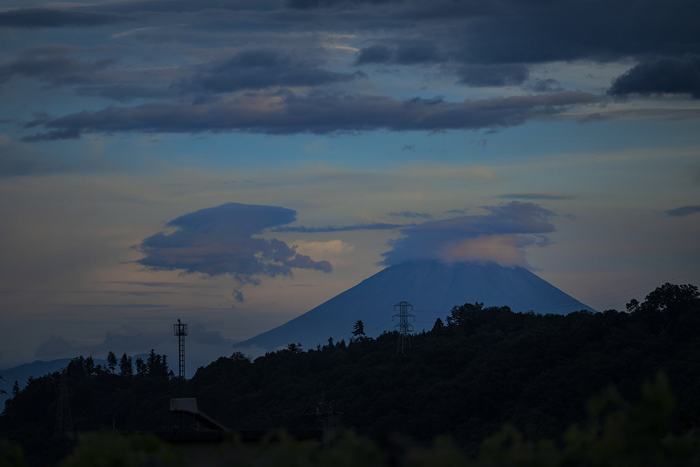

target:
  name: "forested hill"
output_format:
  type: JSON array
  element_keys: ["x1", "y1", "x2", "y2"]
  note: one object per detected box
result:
[{"x1": 2, "y1": 283, "x2": 699, "y2": 466}]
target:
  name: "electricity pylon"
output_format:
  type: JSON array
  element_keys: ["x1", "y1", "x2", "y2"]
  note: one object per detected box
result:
[
  {"x1": 393, "y1": 301, "x2": 415, "y2": 354},
  {"x1": 174, "y1": 319, "x2": 188, "y2": 378},
  {"x1": 54, "y1": 368, "x2": 73, "y2": 437}
]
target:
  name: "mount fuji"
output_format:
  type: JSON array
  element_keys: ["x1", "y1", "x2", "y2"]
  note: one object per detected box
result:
[{"x1": 233, "y1": 261, "x2": 595, "y2": 354}]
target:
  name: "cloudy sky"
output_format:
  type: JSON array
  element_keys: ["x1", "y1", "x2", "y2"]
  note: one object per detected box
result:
[{"x1": 1, "y1": 0, "x2": 699, "y2": 374}]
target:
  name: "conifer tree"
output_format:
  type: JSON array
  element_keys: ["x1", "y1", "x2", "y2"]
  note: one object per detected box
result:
[
  {"x1": 119, "y1": 353, "x2": 133, "y2": 377},
  {"x1": 352, "y1": 320, "x2": 366, "y2": 338},
  {"x1": 107, "y1": 351, "x2": 118, "y2": 373}
]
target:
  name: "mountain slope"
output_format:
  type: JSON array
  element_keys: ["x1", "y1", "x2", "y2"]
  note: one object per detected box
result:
[{"x1": 233, "y1": 261, "x2": 594, "y2": 353}]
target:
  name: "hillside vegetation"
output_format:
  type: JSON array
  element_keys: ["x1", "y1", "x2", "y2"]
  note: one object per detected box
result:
[{"x1": 1, "y1": 283, "x2": 699, "y2": 465}]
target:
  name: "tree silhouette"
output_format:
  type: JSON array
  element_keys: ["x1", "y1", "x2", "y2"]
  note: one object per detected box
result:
[
  {"x1": 119, "y1": 353, "x2": 133, "y2": 377},
  {"x1": 352, "y1": 320, "x2": 366, "y2": 338},
  {"x1": 107, "y1": 351, "x2": 118, "y2": 374}
]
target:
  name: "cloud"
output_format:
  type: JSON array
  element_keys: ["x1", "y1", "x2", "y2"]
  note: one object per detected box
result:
[
  {"x1": 524, "y1": 79, "x2": 564, "y2": 93},
  {"x1": 394, "y1": 42, "x2": 442, "y2": 65},
  {"x1": 388, "y1": 211, "x2": 433, "y2": 220},
  {"x1": 273, "y1": 222, "x2": 402, "y2": 233},
  {"x1": 358, "y1": 45, "x2": 529, "y2": 87},
  {"x1": 0, "y1": 8, "x2": 129, "y2": 28},
  {"x1": 380, "y1": 201, "x2": 556, "y2": 267},
  {"x1": 92, "y1": 0, "x2": 277, "y2": 15},
  {"x1": 355, "y1": 45, "x2": 393, "y2": 65},
  {"x1": 35, "y1": 335, "x2": 73, "y2": 359},
  {"x1": 74, "y1": 85, "x2": 174, "y2": 102},
  {"x1": 231, "y1": 289, "x2": 245, "y2": 304},
  {"x1": 22, "y1": 91, "x2": 601, "y2": 141},
  {"x1": 498, "y1": 193, "x2": 577, "y2": 200},
  {"x1": 34, "y1": 322, "x2": 234, "y2": 360},
  {"x1": 293, "y1": 240, "x2": 354, "y2": 257},
  {"x1": 286, "y1": 0, "x2": 397, "y2": 9},
  {"x1": 177, "y1": 50, "x2": 366, "y2": 94},
  {"x1": 356, "y1": 45, "x2": 530, "y2": 87},
  {"x1": 453, "y1": 64, "x2": 529, "y2": 87},
  {"x1": 0, "y1": 53, "x2": 117, "y2": 87},
  {"x1": 136, "y1": 203, "x2": 332, "y2": 284},
  {"x1": 665, "y1": 205, "x2": 700, "y2": 217},
  {"x1": 609, "y1": 55, "x2": 700, "y2": 99},
  {"x1": 440, "y1": 234, "x2": 534, "y2": 268},
  {"x1": 188, "y1": 322, "x2": 234, "y2": 346},
  {"x1": 0, "y1": 133, "x2": 91, "y2": 177},
  {"x1": 344, "y1": 0, "x2": 700, "y2": 91},
  {"x1": 396, "y1": 0, "x2": 700, "y2": 65}
]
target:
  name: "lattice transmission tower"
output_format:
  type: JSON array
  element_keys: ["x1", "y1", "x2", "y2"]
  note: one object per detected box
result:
[
  {"x1": 54, "y1": 368, "x2": 73, "y2": 437},
  {"x1": 174, "y1": 319, "x2": 188, "y2": 378},
  {"x1": 393, "y1": 301, "x2": 415, "y2": 354}
]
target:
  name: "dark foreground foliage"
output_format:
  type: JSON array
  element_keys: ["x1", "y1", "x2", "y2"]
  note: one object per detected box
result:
[
  {"x1": 3, "y1": 373, "x2": 700, "y2": 466},
  {"x1": 1, "y1": 283, "x2": 699, "y2": 466}
]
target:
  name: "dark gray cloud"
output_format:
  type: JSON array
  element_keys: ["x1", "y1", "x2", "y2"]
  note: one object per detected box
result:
[
  {"x1": 453, "y1": 64, "x2": 529, "y2": 87},
  {"x1": 609, "y1": 55, "x2": 700, "y2": 99},
  {"x1": 394, "y1": 42, "x2": 442, "y2": 64},
  {"x1": 388, "y1": 211, "x2": 432, "y2": 220},
  {"x1": 355, "y1": 42, "x2": 443, "y2": 66},
  {"x1": 665, "y1": 205, "x2": 700, "y2": 217},
  {"x1": 273, "y1": 222, "x2": 402, "y2": 233},
  {"x1": 178, "y1": 50, "x2": 366, "y2": 94},
  {"x1": 286, "y1": 0, "x2": 397, "y2": 9},
  {"x1": 355, "y1": 45, "x2": 393, "y2": 65},
  {"x1": 380, "y1": 201, "x2": 556, "y2": 266},
  {"x1": 525, "y1": 79, "x2": 564, "y2": 93},
  {"x1": 345, "y1": 0, "x2": 700, "y2": 92},
  {"x1": 356, "y1": 43, "x2": 529, "y2": 87},
  {"x1": 1, "y1": 47, "x2": 363, "y2": 102},
  {"x1": 397, "y1": 0, "x2": 700, "y2": 64},
  {"x1": 137, "y1": 203, "x2": 332, "y2": 284},
  {"x1": 93, "y1": 0, "x2": 278, "y2": 14},
  {"x1": 22, "y1": 91, "x2": 601, "y2": 141},
  {"x1": 0, "y1": 8, "x2": 129, "y2": 28},
  {"x1": 498, "y1": 193, "x2": 577, "y2": 200},
  {"x1": 74, "y1": 85, "x2": 174, "y2": 102},
  {"x1": 0, "y1": 54, "x2": 117, "y2": 87},
  {"x1": 232, "y1": 289, "x2": 245, "y2": 304}
]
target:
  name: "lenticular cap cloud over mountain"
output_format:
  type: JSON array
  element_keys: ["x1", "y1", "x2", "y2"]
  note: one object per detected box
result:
[{"x1": 380, "y1": 201, "x2": 555, "y2": 268}]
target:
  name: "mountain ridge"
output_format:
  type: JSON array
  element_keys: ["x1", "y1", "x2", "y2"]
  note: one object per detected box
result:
[{"x1": 233, "y1": 261, "x2": 594, "y2": 354}]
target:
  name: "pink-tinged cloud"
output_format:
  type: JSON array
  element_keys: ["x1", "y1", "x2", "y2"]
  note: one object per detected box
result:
[{"x1": 380, "y1": 201, "x2": 555, "y2": 268}]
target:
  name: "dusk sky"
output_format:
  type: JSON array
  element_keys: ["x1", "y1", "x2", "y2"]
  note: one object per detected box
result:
[{"x1": 1, "y1": 0, "x2": 699, "y2": 373}]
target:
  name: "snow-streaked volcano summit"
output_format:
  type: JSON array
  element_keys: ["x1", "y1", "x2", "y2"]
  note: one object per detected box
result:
[{"x1": 233, "y1": 261, "x2": 594, "y2": 354}]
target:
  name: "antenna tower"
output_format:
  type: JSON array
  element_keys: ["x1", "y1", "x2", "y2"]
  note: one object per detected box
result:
[
  {"x1": 174, "y1": 319, "x2": 188, "y2": 378},
  {"x1": 393, "y1": 301, "x2": 415, "y2": 354},
  {"x1": 53, "y1": 368, "x2": 73, "y2": 437}
]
